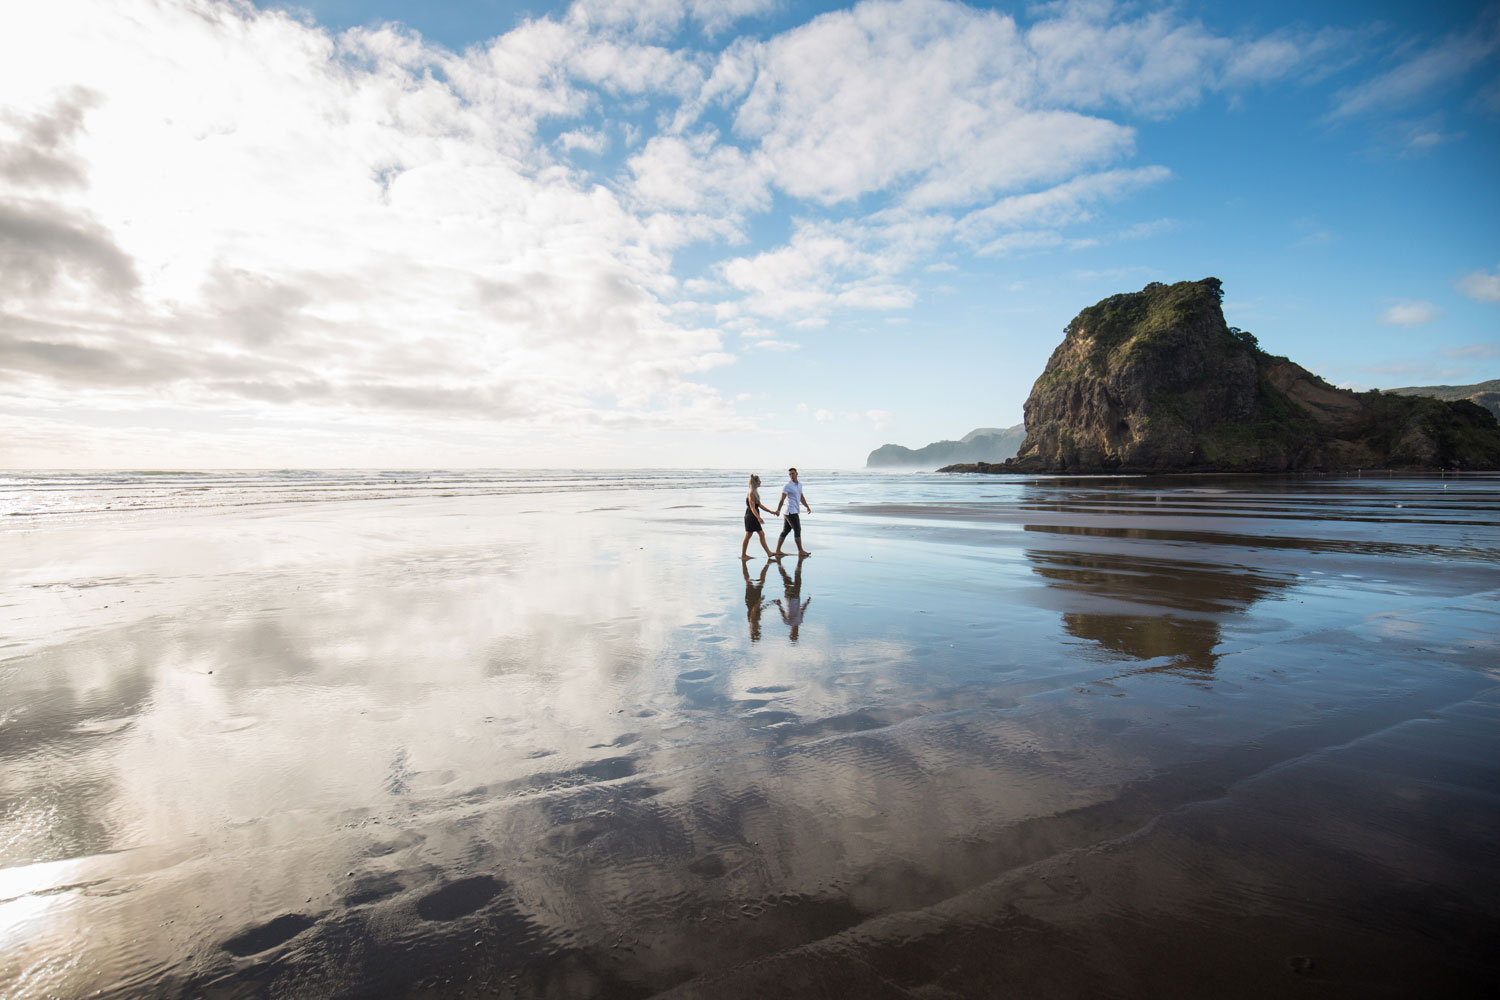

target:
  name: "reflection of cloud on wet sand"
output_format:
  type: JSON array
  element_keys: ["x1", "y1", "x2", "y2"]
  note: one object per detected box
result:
[
  {"x1": 0, "y1": 494, "x2": 933, "y2": 996},
  {"x1": 8, "y1": 479, "x2": 1500, "y2": 997}
]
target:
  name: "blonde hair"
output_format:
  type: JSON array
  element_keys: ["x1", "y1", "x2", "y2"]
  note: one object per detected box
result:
[{"x1": 748, "y1": 474, "x2": 761, "y2": 487}]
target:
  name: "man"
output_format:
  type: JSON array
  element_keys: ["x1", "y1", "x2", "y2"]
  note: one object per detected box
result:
[{"x1": 773, "y1": 466, "x2": 812, "y2": 558}]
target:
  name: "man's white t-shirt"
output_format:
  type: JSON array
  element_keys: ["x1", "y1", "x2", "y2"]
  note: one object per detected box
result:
[{"x1": 782, "y1": 480, "x2": 803, "y2": 514}]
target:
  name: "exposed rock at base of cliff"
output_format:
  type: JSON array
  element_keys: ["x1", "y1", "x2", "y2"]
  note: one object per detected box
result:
[
  {"x1": 949, "y1": 278, "x2": 1500, "y2": 474},
  {"x1": 867, "y1": 424, "x2": 1024, "y2": 468}
]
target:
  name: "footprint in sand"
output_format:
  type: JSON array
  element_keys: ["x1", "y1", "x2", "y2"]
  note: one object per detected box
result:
[
  {"x1": 416, "y1": 875, "x2": 502, "y2": 921},
  {"x1": 221, "y1": 913, "x2": 316, "y2": 956},
  {"x1": 343, "y1": 873, "x2": 404, "y2": 907}
]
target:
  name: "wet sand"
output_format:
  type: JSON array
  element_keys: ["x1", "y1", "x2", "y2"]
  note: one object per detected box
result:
[{"x1": 2, "y1": 472, "x2": 1497, "y2": 998}]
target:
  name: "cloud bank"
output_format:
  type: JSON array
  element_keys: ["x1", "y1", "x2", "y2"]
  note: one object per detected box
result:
[{"x1": 0, "y1": 0, "x2": 1345, "y2": 465}]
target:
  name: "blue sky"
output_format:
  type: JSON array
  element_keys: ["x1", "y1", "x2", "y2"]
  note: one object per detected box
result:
[{"x1": 1, "y1": 0, "x2": 1496, "y2": 468}]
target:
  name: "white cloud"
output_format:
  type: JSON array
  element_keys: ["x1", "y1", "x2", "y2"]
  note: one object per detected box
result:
[
  {"x1": 1027, "y1": 1, "x2": 1339, "y2": 114},
  {"x1": 1378, "y1": 300, "x2": 1440, "y2": 326},
  {"x1": 653, "y1": 0, "x2": 1320, "y2": 308},
  {"x1": 813, "y1": 408, "x2": 835, "y2": 422},
  {"x1": 718, "y1": 218, "x2": 934, "y2": 319},
  {"x1": 728, "y1": 0, "x2": 1136, "y2": 208},
  {"x1": 627, "y1": 130, "x2": 770, "y2": 218},
  {"x1": 1441, "y1": 343, "x2": 1500, "y2": 359},
  {"x1": 1112, "y1": 218, "x2": 1176, "y2": 241},
  {"x1": 958, "y1": 166, "x2": 1170, "y2": 241},
  {"x1": 1026, "y1": 3, "x2": 1229, "y2": 115},
  {"x1": 689, "y1": 0, "x2": 780, "y2": 36},
  {"x1": 1326, "y1": 11, "x2": 1500, "y2": 120},
  {"x1": 557, "y1": 127, "x2": 609, "y2": 154},
  {"x1": 567, "y1": 38, "x2": 705, "y2": 96},
  {"x1": 865, "y1": 408, "x2": 893, "y2": 429},
  {"x1": 565, "y1": 0, "x2": 689, "y2": 41},
  {"x1": 0, "y1": 0, "x2": 736, "y2": 453},
  {"x1": 0, "y1": 0, "x2": 1359, "y2": 466},
  {"x1": 974, "y1": 230, "x2": 1068, "y2": 257},
  {"x1": 565, "y1": 0, "x2": 777, "y2": 41},
  {"x1": 1457, "y1": 264, "x2": 1500, "y2": 303}
]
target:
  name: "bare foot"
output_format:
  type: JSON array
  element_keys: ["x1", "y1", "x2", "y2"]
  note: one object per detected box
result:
[
  {"x1": 772, "y1": 550, "x2": 785, "y2": 558},
  {"x1": 797, "y1": 549, "x2": 812, "y2": 557},
  {"x1": 740, "y1": 554, "x2": 753, "y2": 560}
]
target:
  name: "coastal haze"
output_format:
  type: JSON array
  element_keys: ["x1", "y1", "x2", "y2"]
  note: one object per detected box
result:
[{"x1": 4, "y1": 470, "x2": 1498, "y2": 997}]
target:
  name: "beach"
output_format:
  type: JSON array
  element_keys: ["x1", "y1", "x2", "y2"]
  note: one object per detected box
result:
[{"x1": 2, "y1": 470, "x2": 1497, "y2": 998}]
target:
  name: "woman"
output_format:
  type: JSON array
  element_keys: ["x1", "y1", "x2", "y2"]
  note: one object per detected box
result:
[{"x1": 741, "y1": 474, "x2": 779, "y2": 560}]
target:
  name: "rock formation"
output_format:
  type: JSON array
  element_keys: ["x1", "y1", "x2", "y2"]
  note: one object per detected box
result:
[
  {"x1": 942, "y1": 278, "x2": 1500, "y2": 473},
  {"x1": 867, "y1": 425, "x2": 1024, "y2": 468}
]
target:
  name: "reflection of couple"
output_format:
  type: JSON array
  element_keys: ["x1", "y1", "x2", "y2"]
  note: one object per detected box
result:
[
  {"x1": 741, "y1": 467, "x2": 812, "y2": 560},
  {"x1": 743, "y1": 554, "x2": 811, "y2": 643}
]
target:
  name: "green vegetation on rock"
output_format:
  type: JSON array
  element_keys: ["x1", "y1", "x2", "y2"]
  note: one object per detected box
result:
[
  {"x1": 1383, "y1": 379, "x2": 1500, "y2": 422},
  {"x1": 942, "y1": 278, "x2": 1500, "y2": 474}
]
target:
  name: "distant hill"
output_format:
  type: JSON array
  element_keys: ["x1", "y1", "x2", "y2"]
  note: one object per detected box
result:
[
  {"x1": 944, "y1": 279, "x2": 1500, "y2": 473},
  {"x1": 1384, "y1": 379, "x2": 1500, "y2": 421},
  {"x1": 867, "y1": 424, "x2": 1025, "y2": 468}
]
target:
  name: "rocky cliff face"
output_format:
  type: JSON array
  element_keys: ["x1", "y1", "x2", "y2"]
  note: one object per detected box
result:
[{"x1": 990, "y1": 278, "x2": 1500, "y2": 473}]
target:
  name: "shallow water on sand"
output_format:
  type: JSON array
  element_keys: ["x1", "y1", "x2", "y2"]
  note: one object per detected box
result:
[{"x1": 2, "y1": 471, "x2": 1497, "y2": 998}]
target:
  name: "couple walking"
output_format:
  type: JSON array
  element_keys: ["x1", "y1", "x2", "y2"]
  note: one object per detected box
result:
[{"x1": 742, "y1": 467, "x2": 812, "y2": 560}]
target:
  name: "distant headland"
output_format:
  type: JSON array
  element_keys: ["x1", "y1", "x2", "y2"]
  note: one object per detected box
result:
[
  {"x1": 938, "y1": 278, "x2": 1500, "y2": 474},
  {"x1": 866, "y1": 425, "x2": 1025, "y2": 469}
]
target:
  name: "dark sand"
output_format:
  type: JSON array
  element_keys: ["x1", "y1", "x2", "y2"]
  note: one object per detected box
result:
[{"x1": 1, "y1": 473, "x2": 1496, "y2": 998}]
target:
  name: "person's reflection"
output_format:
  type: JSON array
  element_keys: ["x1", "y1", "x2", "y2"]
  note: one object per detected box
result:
[
  {"x1": 743, "y1": 559, "x2": 771, "y2": 642},
  {"x1": 773, "y1": 555, "x2": 812, "y2": 642}
]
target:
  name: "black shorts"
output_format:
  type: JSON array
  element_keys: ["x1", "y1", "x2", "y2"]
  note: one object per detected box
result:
[
  {"x1": 744, "y1": 511, "x2": 761, "y2": 532},
  {"x1": 779, "y1": 513, "x2": 801, "y2": 540}
]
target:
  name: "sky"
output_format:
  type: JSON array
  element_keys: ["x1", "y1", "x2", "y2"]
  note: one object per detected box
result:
[{"x1": 1, "y1": 0, "x2": 1497, "y2": 470}]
